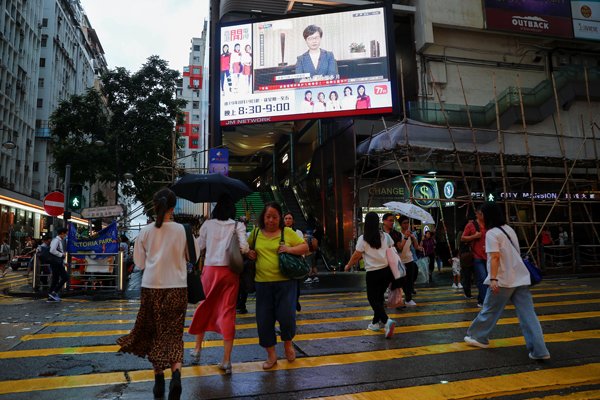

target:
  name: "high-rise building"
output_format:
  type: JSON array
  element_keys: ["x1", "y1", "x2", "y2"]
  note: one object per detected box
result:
[{"x1": 0, "y1": 0, "x2": 106, "y2": 244}]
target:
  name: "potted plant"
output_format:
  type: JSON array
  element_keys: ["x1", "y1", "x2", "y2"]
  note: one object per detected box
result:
[{"x1": 349, "y1": 42, "x2": 366, "y2": 58}]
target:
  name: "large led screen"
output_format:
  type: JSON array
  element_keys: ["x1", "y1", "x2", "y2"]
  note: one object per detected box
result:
[{"x1": 218, "y1": 6, "x2": 396, "y2": 126}]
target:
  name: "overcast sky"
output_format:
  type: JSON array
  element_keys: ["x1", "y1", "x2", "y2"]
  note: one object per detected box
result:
[{"x1": 80, "y1": 0, "x2": 209, "y2": 73}]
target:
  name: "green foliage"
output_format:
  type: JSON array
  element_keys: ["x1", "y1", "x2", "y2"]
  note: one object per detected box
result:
[{"x1": 50, "y1": 56, "x2": 186, "y2": 214}]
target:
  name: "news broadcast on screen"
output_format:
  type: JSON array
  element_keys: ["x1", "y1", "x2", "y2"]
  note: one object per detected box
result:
[{"x1": 218, "y1": 5, "x2": 396, "y2": 126}]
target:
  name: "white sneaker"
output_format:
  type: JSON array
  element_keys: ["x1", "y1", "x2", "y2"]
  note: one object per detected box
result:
[
  {"x1": 528, "y1": 352, "x2": 550, "y2": 360},
  {"x1": 367, "y1": 322, "x2": 384, "y2": 331},
  {"x1": 458, "y1": 283, "x2": 463, "y2": 289},
  {"x1": 452, "y1": 283, "x2": 458, "y2": 289},
  {"x1": 405, "y1": 300, "x2": 417, "y2": 307},
  {"x1": 311, "y1": 276, "x2": 319, "y2": 283},
  {"x1": 304, "y1": 277, "x2": 313, "y2": 284},
  {"x1": 464, "y1": 335, "x2": 489, "y2": 348},
  {"x1": 384, "y1": 319, "x2": 396, "y2": 339}
]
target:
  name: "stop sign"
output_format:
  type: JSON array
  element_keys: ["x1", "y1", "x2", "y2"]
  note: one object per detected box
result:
[{"x1": 43, "y1": 191, "x2": 65, "y2": 216}]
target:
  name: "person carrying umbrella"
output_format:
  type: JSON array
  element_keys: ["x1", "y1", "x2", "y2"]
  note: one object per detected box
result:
[{"x1": 397, "y1": 215, "x2": 423, "y2": 306}]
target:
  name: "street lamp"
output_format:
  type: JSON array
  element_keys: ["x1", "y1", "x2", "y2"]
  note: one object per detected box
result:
[
  {"x1": 1, "y1": 140, "x2": 16, "y2": 150},
  {"x1": 123, "y1": 172, "x2": 134, "y2": 180}
]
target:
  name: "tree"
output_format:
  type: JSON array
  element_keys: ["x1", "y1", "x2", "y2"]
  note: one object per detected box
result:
[{"x1": 50, "y1": 56, "x2": 186, "y2": 213}]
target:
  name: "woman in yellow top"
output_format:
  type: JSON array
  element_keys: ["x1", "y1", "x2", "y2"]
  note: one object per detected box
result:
[{"x1": 246, "y1": 202, "x2": 308, "y2": 369}]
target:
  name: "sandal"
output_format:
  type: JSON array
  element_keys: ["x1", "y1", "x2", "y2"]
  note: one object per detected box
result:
[
  {"x1": 218, "y1": 362, "x2": 232, "y2": 375},
  {"x1": 189, "y1": 349, "x2": 201, "y2": 364},
  {"x1": 284, "y1": 347, "x2": 296, "y2": 362},
  {"x1": 262, "y1": 359, "x2": 278, "y2": 370}
]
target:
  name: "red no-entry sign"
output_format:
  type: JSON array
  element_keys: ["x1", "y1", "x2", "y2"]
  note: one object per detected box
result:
[{"x1": 43, "y1": 191, "x2": 65, "y2": 216}]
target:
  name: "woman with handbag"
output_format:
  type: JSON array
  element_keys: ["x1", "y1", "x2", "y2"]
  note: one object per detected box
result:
[
  {"x1": 117, "y1": 188, "x2": 195, "y2": 400},
  {"x1": 344, "y1": 212, "x2": 398, "y2": 339},
  {"x1": 464, "y1": 202, "x2": 550, "y2": 360},
  {"x1": 246, "y1": 202, "x2": 308, "y2": 369},
  {"x1": 188, "y1": 194, "x2": 249, "y2": 374}
]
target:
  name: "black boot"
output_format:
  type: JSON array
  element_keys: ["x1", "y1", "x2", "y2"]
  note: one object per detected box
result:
[
  {"x1": 153, "y1": 373, "x2": 165, "y2": 399},
  {"x1": 168, "y1": 369, "x2": 182, "y2": 400}
]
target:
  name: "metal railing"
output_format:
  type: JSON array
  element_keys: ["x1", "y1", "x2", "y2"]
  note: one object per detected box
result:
[{"x1": 32, "y1": 252, "x2": 126, "y2": 293}]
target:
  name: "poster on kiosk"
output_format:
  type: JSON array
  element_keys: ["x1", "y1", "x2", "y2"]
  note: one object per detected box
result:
[{"x1": 218, "y1": 4, "x2": 398, "y2": 126}]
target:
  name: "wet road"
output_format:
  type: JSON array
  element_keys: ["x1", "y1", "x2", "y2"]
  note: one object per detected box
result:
[{"x1": 0, "y1": 270, "x2": 599, "y2": 399}]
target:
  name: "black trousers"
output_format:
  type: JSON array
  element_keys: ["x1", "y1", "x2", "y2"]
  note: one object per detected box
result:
[
  {"x1": 402, "y1": 261, "x2": 418, "y2": 302},
  {"x1": 49, "y1": 260, "x2": 69, "y2": 294},
  {"x1": 461, "y1": 265, "x2": 474, "y2": 297},
  {"x1": 366, "y1": 267, "x2": 395, "y2": 325}
]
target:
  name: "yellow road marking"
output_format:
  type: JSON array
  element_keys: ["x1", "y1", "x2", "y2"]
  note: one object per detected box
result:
[
  {"x1": 37, "y1": 296, "x2": 600, "y2": 333},
  {"x1": 0, "y1": 330, "x2": 598, "y2": 395},
  {"x1": 12, "y1": 309, "x2": 600, "y2": 351},
  {"x1": 529, "y1": 390, "x2": 600, "y2": 399},
  {"x1": 314, "y1": 363, "x2": 600, "y2": 400},
  {"x1": 66, "y1": 289, "x2": 600, "y2": 315}
]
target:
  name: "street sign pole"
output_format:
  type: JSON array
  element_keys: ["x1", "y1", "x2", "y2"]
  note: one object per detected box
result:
[{"x1": 63, "y1": 164, "x2": 71, "y2": 225}]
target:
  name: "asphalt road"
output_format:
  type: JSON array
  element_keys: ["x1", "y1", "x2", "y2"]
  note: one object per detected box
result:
[{"x1": 0, "y1": 269, "x2": 599, "y2": 399}]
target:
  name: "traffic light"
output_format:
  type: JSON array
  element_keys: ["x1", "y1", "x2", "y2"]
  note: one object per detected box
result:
[{"x1": 69, "y1": 184, "x2": 83, "y2": 211}]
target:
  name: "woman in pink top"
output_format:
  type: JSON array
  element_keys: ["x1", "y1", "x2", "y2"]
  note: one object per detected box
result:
[
  {"x1": 355, "y1": 85, "x2": 371, "y2": 109},
  {"x1": 188, "y1": 195, "x2": 249, "y2": 374},
  {"x1": 117, "y1": 188, "x2": 194, "y2": 400}
]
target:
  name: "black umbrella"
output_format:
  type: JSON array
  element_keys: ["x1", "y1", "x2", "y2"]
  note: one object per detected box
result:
[{"x1": 170, "y1": 173, "x2": 253, "y2": 203}]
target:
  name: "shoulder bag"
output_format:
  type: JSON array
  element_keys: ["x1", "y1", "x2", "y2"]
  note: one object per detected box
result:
[
  {"x1": 278, "y1": 229, "x2": 310, "y2": 280},
  {"x1": 385, "y1": 234, "x2": 406, "y2": 279},
  {"x1": 241, "y1": 228, "x2": 259, "y2": 293},
  {"x1": 226, "y1": 221, "x2": 244, "y2": 274},
  {"x1": 497, "y1": 226, "x2": 542, "y2": 286},
  {"x1": 184, "y1": 224, "x2": 205, "y2": 303}
]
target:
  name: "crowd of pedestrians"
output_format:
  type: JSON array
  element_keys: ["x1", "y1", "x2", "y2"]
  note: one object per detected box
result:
[{"x1": 30, "y1": 185, "x2": 550, "y2": 399}]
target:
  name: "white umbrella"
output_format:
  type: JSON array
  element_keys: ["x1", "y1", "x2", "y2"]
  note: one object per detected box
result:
[{"x1": 383, "y1": 201, "x2": 435, "y2": 224}]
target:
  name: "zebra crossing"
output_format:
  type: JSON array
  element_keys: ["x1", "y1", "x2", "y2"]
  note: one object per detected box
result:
[{"x1": 0, "y1": 278, "x2": 599, "y2": 399}]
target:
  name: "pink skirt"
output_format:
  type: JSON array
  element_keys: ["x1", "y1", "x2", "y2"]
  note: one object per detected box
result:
[{"x1": 188, "y1": 266, "x2": 239, "y2": 340}]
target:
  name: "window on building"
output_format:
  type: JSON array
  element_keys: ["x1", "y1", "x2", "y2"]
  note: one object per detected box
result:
[
  {"x1": 192, "y1": 101, "x2": 199, "y2": 109},
  {"x1": 39, "y1": 58, "x2": 45, "y2": 67},
  {"x1": 192, "y1": 138, "x2": 199, "y2": 146},
  {"x1": 192, "y1": 114, "x2": 199, "y2": 121},
  {"x1": 37, "y1": 99, "x2": 43, "y2": 108},
  {"x1": 42, "y1": 18, "x2": 48, "y2": 27},
  {"x1": 178, "y1": 126, "x2": 185, "y2": 133},
  {"x1": 193, "y1": 45, "x2": 200, "y2": 51},
  {"x1": 193, "y1": 67, "x2": 201, "y2": 74},
  {"x1": 38, "y1": 78, "x2": 44, "y2": 88},
  {"x1": 33, "y1": 162, "x2": 39, "y2": 172},
  {"x1": 192, "y1": 126, "x2": 200, "y2": 134},
  {"x1": 41, "y1": 35, "x2": 48, "y2": 47}
]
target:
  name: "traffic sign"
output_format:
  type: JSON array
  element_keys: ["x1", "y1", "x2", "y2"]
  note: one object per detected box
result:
[
  {"x1": 43, "y1": 191, "x2": 65, "y2": 216},
  {"x1": 81, "y1": 205, "x2": 125, "y2": 219}
]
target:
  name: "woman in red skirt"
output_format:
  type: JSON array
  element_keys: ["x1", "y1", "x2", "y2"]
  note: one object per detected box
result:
[{"x1": 188, "y1": 194, "x2": 249, "y2": 374}]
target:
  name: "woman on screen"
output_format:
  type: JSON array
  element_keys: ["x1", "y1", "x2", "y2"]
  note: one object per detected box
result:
[
  {"x1": 356, "y1": 85, "x2": 371, "y2": 109},
  {"x1": 300, "y1": 90, "x2": 314, "y2": 114},
  {"x1": 341, "y1": 86, "x2": 355, "y2": 110},
  {"x1": 328, "y1": 91, "x2": 341, "y2": 110},
  {"x1": 241, "y1": 44, "x2": 253, "y2": 92},
  {"x1": 230, "y1": 43, "x2": 243, "y2": 93},
  {"x1": 314, "y1": 92, "x2": 327, "y2": 112},
  {"x1": 295, "y1": 25, "x2": 338, "y2": 81},
  {"x1": 220, "y1": 44, "x2": 232, "y2": 93}
]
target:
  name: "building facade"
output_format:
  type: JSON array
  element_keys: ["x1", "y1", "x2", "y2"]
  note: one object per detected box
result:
[{"x1": 0, "y1": 0, "x2": 105, "y2": 249}]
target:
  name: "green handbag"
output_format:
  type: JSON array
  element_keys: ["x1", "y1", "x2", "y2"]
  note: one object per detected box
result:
[{"x1": 278, "y1": 229, "x2": 310, "y2": 280}]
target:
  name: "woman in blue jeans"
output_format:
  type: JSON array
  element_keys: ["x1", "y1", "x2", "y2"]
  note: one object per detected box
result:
[{"x1": 464, "y1": 202, "x2": 550, "y2": 360}]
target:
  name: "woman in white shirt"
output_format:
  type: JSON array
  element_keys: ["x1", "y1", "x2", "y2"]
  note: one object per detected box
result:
[
  {"x1": 341, "y1": 86, "x2": 356, "y2": 110},
  {"x1": 328, "y1": 90, "x2": 341, "y2": 110},
  {"x1": 464, "y1": 202, "x2": 550, "y2": 360},
  {"x1": 313, "y1": 91, "x2": 327, "y2": 112},
  {"x1": 344, "y1": 212, "x2": 398, "y2": 339},
  {"x1": 117, "y1": 188, "x2": 194, "y2": 400},
  {"x1": 188, "y1": 194, "x2": 249, "y2": 374}
]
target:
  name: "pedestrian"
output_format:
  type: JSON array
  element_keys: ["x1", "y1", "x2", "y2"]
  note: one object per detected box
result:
[
  {"x1": 25, "y1": 239, "x2": 39, "y2": 276},
  {"x1": 420, "y1": 229, "x2": 436, "y2": 283},
  {"x1": 344, "y1": 211, "x2": 398, "y2": 338},
  {"x1": 188, "y1": 194, "x2": 249, "y2": 375},
  {"x1": 397, "y1": 215, "x2": 422, "y2": 306},
  {"x1": 245, "y1": 202, "x2": 308, "y2": 369},
  {"x1": 47, "y1": 228, "x2": 68, "y2": 302},
  {"x1": 37, "y1": 235, "x2": 52, "y2": 286},
  {"x1": 557, "y1": 226, "x2": 568, "y2": 246},
  {"x1": 117, "y1": 188, "x2": 195, "y2": 400},
  {"x1": 461, "y1": 207, "x2": 487, "y2": 307},
  {"x1": 304, "y1": 215, "x2": 323, "y2": 283},
  {"x1": 0, "y1": 236, "x2": 10, "y2": 278},
  {"x1": 449, "y1": 248, "x2": 462, "y2": 290},
  {"x1": 236, "y1": 216, "x2": 251, "y2": 315},
  {"x1": 464, "y1": 202, "x2": 550, "y2": 361},
  {"x1": 283, "y1": 212, "x2": 306, "y2": 311}
]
